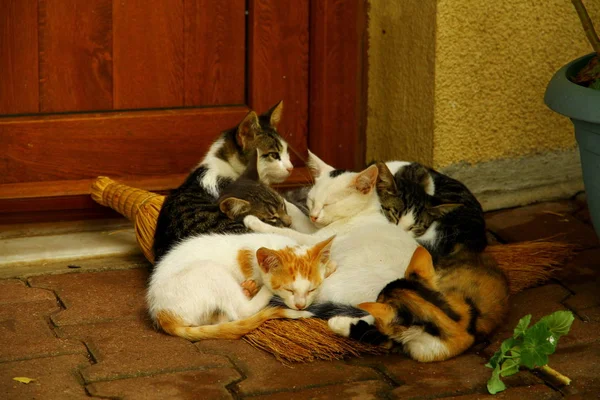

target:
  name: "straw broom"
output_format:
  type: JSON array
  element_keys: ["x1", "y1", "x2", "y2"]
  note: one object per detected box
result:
[{"x1": 90, "y1": 177, "x2": 577, "y2": 363}]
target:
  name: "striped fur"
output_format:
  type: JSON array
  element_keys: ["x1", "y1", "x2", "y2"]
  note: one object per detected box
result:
[
  {"x1": 153, "y1": 102, "x2": 293, "y2": 262},
  {"x1": 376, "y1": 162, "x2": 487, "y2": 261},
  {"x1": 329, "y1": 247, "x2": 509, "y2": 362}
]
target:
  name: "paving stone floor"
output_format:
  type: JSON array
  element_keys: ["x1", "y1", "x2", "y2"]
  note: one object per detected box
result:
[{"x1": 1, "y1": 197, "x2": 599, "y2": 399}]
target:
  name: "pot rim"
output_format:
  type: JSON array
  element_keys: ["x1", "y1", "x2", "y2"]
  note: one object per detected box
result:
[{"x1": 544, "y1": 53, "x2": 600, "y2": 124}]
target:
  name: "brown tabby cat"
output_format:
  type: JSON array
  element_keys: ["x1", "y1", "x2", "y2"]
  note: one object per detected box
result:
[{"x1": 329, "y1": 246, "x2": 509, "y2": 362}]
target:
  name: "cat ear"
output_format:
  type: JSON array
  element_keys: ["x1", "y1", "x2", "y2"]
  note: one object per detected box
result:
[
  {"x1": 375, "y1": 162, "x2": 398, "y2": 194},
  {"x1": 306, "y1": 150, "x2": 334, "y2": 178},
  {"x1": 428, "y1": 203, "x2": 462, "y2": 218},
  {"x1": 310, "y1": 235, "x2": 335, "y2": 266},
  {"x1": 262, "y1": 100, "x2": 284, "y2": 128},
  {"x1": 256, "y1": 248, "x2": 282, "y2": 273},
  {"x1": 352, "y1": 164, "x2": 379, "y2": 194},
  {"x1": 404, "y1": 246, "x2": 435, "y2": 284},
  {"x1": 219, "y1": 198, "x2": 251, "y2": 219},
  {"x1": 237, "y1": 111, "x2": 260, "y2": 149},
  {"x1": 357, "y1": 302, "x2": 395, "y2": 324},
  {"x1": 412, "y1": 164, "x2": 434, "y2": 195},
  {"x1": 241, "y1": 149, "x2": 260, "y2": 181}
]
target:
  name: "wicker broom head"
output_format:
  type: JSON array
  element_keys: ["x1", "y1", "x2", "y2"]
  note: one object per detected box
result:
[
  {"x1": 90, "y1": 176, "x2": 577, "y2": 363},
  {"x1": 90, "y1": 176, "x2": 164, "y2": 263}
]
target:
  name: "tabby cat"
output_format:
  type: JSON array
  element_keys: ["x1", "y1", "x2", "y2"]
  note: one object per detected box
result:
[
  {"x1": 153, "y1": 102, "x2": 293, "y2": 261},
  {"x1": 148, "y1": 233, "x2": 336, "y2": 340},
  {"x1": 328, "y1": 246, "x2": 509, "y2": 362},
  {"x1": 377, "y1": 161, "x2": 487, "y2": 261}
]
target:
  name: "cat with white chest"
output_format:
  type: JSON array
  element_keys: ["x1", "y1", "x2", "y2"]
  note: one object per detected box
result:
[{"x1": 244, "y1": 151, "x2": 419, "y2": 307}]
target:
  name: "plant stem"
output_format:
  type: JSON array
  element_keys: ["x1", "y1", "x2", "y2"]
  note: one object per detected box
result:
[
  {"x1": 572, "y1": 0, "x2": 600, "y2": 55},
  {"x1": 536, "y1": 365, "x2": 572, "y2": 386}
]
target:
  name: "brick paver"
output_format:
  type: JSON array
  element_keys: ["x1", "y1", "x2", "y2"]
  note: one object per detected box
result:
[
  {"x1": 485, "y1": 201, "x2": 599, "y2": 248},
  {"x1": 249, "y1": 380, "x2": 392, "y2": 400},
  {"x1": 0, "y1": 355, "x2": 91, "y2": 400},
  {"x1": 29, "y1": 268, "x2": 149, "y2": 326},
  {"x1": 0, "y1": 198, "x2": 598, "y2": 399},
  {"x1": 57, "y1": 318, "x2": 231, "y2": 383},
  {"x1": 86, "y1": 368, "x2": 242, "y2": 400},
  {"x1": 197, "y1": 339, "x2": 380, "y2": 397}
]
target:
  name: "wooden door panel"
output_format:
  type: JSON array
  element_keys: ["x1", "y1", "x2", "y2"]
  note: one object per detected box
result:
[
  {"x1": 249, "y1": 0, "x2": 309, "y2": 161},
  {"x1": 184, "y1": 0, "x2": 246, "y2": 106},
  {"x1": 113, "y1": 0, "x2": 185, "y2": 109},
  {"x1": 0, "y1": 0, "x2": 367, "y2": 223},
  {"x1": 39, "y1": 0, "x2": 113, "y2": 112},
  {"x1": 0, "y1": 0, "x2": 39, "y2": 115},
  {"x1": 0, "y1": 107, "x2": 249, "y2": 185}
]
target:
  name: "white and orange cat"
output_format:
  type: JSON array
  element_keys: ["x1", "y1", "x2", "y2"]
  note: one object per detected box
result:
[{"x1": 147, "y1": 233, "x2": 336, "y2": 340}]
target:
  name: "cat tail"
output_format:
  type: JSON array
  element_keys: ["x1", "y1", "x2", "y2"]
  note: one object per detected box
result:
[
  {"x1": 269, "y1": 296, "x2": 369, "y2": 319},
  {"x1": 155, "y1": 308, "x2": 309, "y2": 341}
]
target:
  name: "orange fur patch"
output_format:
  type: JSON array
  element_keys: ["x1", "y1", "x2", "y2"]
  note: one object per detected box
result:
[{"x1": 237, "y1": 249, "x2": 255, "y2": 279}]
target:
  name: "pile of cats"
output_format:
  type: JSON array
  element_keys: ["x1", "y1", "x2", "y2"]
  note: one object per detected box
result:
[{"x1": 147, "y1": 101, "x2": 509, "y2": 363}]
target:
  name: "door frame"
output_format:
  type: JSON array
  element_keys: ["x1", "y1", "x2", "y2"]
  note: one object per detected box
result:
[{"x1": 0, "y1": 0, "x2": 367, "y2": 224}]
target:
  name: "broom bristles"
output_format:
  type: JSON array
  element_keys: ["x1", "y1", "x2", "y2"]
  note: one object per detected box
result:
[
  {"x1": 486, "y1": 240, "x2": 577, "y2": 294},
  {"x1": 91, "y1": 176, "x2": 165, "y2": 262},
  {"x1": 243, "y1": 318, "x2": 387, "y2": 365}
]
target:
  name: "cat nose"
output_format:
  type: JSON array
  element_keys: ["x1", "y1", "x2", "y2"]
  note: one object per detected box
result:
[
  {"x1": 286, "y1": 167, "x2": 293, "y2": 173},
  {"x1": 310, "y1": 215, "x2": 318, "y2": 222},
  {"x1": 295, "y1": 303, "x2": 305, "y2": 310}
]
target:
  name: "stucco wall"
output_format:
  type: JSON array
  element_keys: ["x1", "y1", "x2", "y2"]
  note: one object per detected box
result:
[
  {"x1": 433, "y1": 0, "x2": 600, "y2": 167},
  {"x1": 366, "y1": 0, "x2": 436, "y2": 165},
  {"x1": 367, "y1": 0, "x2": 600, "y2": 168}
]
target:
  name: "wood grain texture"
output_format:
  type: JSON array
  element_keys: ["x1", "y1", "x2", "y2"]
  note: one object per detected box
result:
[
  {"x1": 113, "y1": 0, "x2": 184, "y2": 109},
  {"x1": 38, "y1": 0, "x2": 113, "y2": 113},
  {"x1": 0, "y1": 0, "x2": 39, "y2": 115},
  {"x1": 0, "y1": 107, "x2": 248, "y2": 185},
  {"x1": 184, "y1": 0, "x2": 246, "y2": 106},
  {"x1": 248, "y1": 0, "x2": 310, "y2": 164},
  {"x1": 309, "y1": 0, "x2": 368, "y2": 170}
]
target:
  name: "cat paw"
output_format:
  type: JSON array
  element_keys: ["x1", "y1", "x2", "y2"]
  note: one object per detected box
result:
[
  {"x1": 328, "y1": 316, "x2": 357, "y2": 337},
  {"x1": 244, "y1": 215, "x2": 266, "y2": 232},
  {"x1": 241, "y1": 279, "x2": 259, "y2": 298}
]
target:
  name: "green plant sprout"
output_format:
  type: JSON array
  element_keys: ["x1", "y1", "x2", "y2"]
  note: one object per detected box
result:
[{"x1": 486, "y1": 310, "x2": 575, "y2": 394}]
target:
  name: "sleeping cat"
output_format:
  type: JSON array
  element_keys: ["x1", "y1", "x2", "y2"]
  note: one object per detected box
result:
[
  {"x1": 377, "y1": 161, "x2": 487, "y2": 260},
  {"x1": 329, "y1": 246, "x2": 509, "y2": 362},
  {"x1": 153, "y1": 101, "x2": 297, "y2": 261},
  {"x1": 244, "y1": 151, "x2": 419, "y2": 306},
  {"x1": 148, "y1": 233, "x2": 336, "y2": 340}
]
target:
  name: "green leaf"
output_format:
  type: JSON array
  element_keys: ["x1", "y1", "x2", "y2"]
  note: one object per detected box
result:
[
  {"x1": 539, "y1": 311, "x2": 575, "y2": 341},
  {"x1": 520, "y1": 323, "x2": 555, "y2": 369},
  {"x1": 486, "y1": 349, "x2": 502, "y2": 369},
  {"x1": 487, "y1": 365, "x2": 507, "y2": 394},
  {"x1": 513, "y1": 314, "x2": 531, "y2": 339},
  {"x1": 500, "y1": 358, "x2": 520, "y2": 377},
  {"x1": 501, "y1": 337, "x2": 516, "y2": 354}
]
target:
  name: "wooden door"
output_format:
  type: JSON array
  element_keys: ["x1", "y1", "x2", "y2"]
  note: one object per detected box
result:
[{"x1": 0, "y1": 0, "x2": 367, "y2": 223}]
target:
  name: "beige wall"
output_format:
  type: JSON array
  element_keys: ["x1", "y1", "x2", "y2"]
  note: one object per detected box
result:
[
  {"x1": 366, "y1": 0, "x2": 600, "y2": 208},
  {"x1": 434, "y1": 0, "x2": 600, "y2": 167}
]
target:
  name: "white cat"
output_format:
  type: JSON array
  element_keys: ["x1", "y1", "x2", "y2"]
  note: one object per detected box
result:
[
  {"x1": 147, "y1": 232, "x2": 336, "y2": 341},
  {"x1": 244, "y1": 151, "x2": 419, "y2": 306}
]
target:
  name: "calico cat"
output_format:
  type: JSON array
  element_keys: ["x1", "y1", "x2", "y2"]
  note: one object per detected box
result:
[
  {"x1": 377, "y1": 161, "x2": 487, "y2": 260},
  {"x1": 328, "y1": 246, "x2": 509, "y2": 362},
  {"x1": 153, "y1": 102, "x2": 294, "y2": 261},
  {"x1": 244, "y1": 151, "x2": 419, "y2": 306},
  {"x1": 148, "y1": 234, "x2": 336, "y2": 340}
]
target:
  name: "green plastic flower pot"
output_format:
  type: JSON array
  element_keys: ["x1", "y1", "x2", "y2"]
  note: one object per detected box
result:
[{"x1": 545, "y1": 53, "x2": 600, "y2": 237}]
